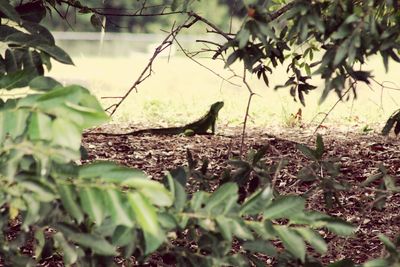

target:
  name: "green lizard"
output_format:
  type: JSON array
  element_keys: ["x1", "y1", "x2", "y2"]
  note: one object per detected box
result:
[{"x1": 93, "y1": 101, "x2": 224, "y2": 136}]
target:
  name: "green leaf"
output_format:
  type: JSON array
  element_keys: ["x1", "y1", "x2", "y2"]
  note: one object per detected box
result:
[
  {"x1": 263, "y1": 195, "x2": 305, "y2": 220},
  {"x1": 230, "y1": 218, "x2": 254, "y2": 241},
  {"x1": 297, "y1": 166, "x2": 317, "y2": 181},
  {"x1": 40, "y1": 51, "x2": 52, "y2": 71},
  {"x1": 323, "y1": 218, "x2": 355, "y2": 236},
  {"x1": 53, "y1": 232, "x2": 78, "y2": 265},
  {"x1": 240, "y1": 186, "x2": 273, "y2": 216},
  {"x1": 63, "y1": 97, "x2": 109, "y2": 129},
  {"x1": 28, "y1": 112, "x2": 52, "y2": 140},
  {"x1": 33, "y1": 228, "x2": 45, "y2": 258},
  {"x1": 297, "y1": 143, "x2": 317, "y2": 160},
  {"x1": 216, "y1": 216, "x2": 253, "y2": 242},
  {"x1": 333, "y1": 41, "x2": 349, "y2": 66},
  {"x1": 315, "y1": 134, "x2": 324, "y2": 159},
  {"x1": 104, "y1": 189, "x2": 134, "y2": 227},
  {"x1": 157, "y1": 212, "x2": 178, "y2": 230},
  {"x1": 29, "y1": 76, "x2": 61, "y2": 91},
  {"x1": 344, "y1": 14, "x2": 359, "y2": 25},
  {"x1": 79, "y1": 187, "x2": 105, "y2": 225},
  {"x1": 20, "y1": 180, "x2": 57, "y2": 202},
  {"x1": 57, "y1": 225, "x2": 117, "y2": 256},
  {"x1": 274, "y1": 226, "x2": 306, "y2": 262},
  {"x1": 328, "y1": 259, "x2": 355, "y2": 267},
  {"x1": 295, "y1": 227, "x2": 327, "y2": 253},
  {"x1": 237, "y1": 27, "x2": 250, "y2": 49},
  {"x1": 4, "y1": 31, "x2": 42, "y2": 46},
  {"x1": 122, "y1": 178, "x2": 173, "y2": 207},
  {"x1": 127, "y1": 192, "x2": 164, "y2": 254},
  {"x1": 16, "y1": 1, "x2": 46, "y2": 23},
  {"x1": 0, "y1": 25, "x2": 19, "y2": 43},
  {"x1": 0, "y1": 69, "x2": 37, "y2": 89},
  {"x1": 378, "y1": 234, "x2": 397, "y2": 253},
  {"x1": 205, "y1": 183, "x2": 238, "y2": 215},
  {"x1": 215, "y1": 216, "x2": 233, "y2": 242},
  {"x1": 305, "y1": 63, "x2": 311, "y2": 76},
  {"x1": 257, "y1": 22, "x2": 276, "y2": 39},
  {"x1": 330, "y1": 26, "x2": 350, "y2": 40},
  {"x1": 4, "y1": 48, "x2": 20, "y2": 72},
  {"x1": 22, "y1": 50, "x2": 44, "y2": 75},
  {"x1": 171, "y1": 0, "x2": 179, "y2": 11},
  {"x1": 166, "y1": 172, "x2": 187, "y2": 212},
  {"x1": 51, "y1": 117, "x2": 81, "y2": 151},
  {"x1": 225, "y1": 50, "x2": 241, "y2": 68},
  {"x1": 36, "y1": 44, "x2": 74, "y2": 65},
  {"x1": 382, "y1": 117, "x2": 397, "y2": 136},
  {"x1": 22, "y1": 194, "x2": 40, "y2": 229},
  {"x1": 58, "y1": 184, "x2": 84, "y2": 223},
  {"x1": 112, "y1": 226, "x2": 134, "y2": 247},
  {"x1": 0, "y1": 109, "x2": 29, "y2": 140},
  {"x1": 363, "y1": 259, "x2": 389, "y2": 267},
  {"x1": 383, "y1": 175, "x2": 396, "y2": 190},
  {"x1": 246, "y1": 221, "x2": 275, "y2": 239},
  {"x1": 361, "y1": 172, "x2": 383, "y2": 186},
  {"x1": 79, "y1": 162, "x2": 147, "y2": 182},
  {"x1": 242, "y1": 240, "x2": 277, "y2": 256},
  {"x1": 0, "y1": 0, "x2": 21, "y2": 23},
  {"x1": 35, "y1": 85, "x2": 107, "y2": 129},
  {"x1": 190, "y1": 191, "x2": 209, "y2": 211},
  {"x1": 90, "y1": 14, "x2": 102, "y2": 30}
]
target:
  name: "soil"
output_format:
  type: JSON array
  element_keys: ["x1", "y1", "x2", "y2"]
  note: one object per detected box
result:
[
  {"x1": 3, "y1": 124, "x2": 400, "y2": 266},
  {"x1": 80, "y1": 124, "x2": 400, "y2": 266}
]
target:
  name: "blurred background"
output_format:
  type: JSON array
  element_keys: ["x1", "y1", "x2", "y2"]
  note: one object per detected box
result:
[{"x1": 45, "y1": 0, "x2": 400, "y2": 132}]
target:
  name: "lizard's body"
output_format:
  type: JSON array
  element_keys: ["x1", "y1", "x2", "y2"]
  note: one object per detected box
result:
[{"x1": 93, "y1": 101, "x2": 224, "y2": 136}]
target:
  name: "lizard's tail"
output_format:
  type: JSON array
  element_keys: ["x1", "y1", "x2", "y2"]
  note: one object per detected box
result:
[
  {"x1": 84, "y1": 127, "x2": 184, "y2": 136},
  {"x1": 147, "y1": 127, "x2": 183, "y2": 135}
]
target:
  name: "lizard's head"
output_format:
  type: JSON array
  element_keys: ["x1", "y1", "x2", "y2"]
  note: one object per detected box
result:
[{"x1": 211, "y1": 101, "x2": 224, "y2": 112}]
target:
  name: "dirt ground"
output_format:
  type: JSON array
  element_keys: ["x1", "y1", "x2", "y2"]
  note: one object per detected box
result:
[{"x1": 80, "y1": 124, "x2": 400, "y2": 266}]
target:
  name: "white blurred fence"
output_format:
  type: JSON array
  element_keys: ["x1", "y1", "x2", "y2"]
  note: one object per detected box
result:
[{"x1": 51, "y1": 31, "x2": 224, "y2": 57}]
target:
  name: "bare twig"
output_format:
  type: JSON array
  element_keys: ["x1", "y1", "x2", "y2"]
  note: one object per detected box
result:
[
  {"x1": 309, "y1": 79, "x2": 356, "y2": 142},
  {"x1": 240, "y1": 69, "x2": 255, "y2": 157},
  {"x1": 59, "y1": 0, "x2": 184, "y2": 17},
  {"x1": 107, "y1": 16, "x2": 198, "y2": 115},
  {"x1": 188, "y1": 12, "x2": 233, "y2": 41},
  {"x1": 105, "y1": 11, "x2": 238, "y2": 115},
  {"x1": 173, "y1": 37, "x2": 241, "y2": 87}
]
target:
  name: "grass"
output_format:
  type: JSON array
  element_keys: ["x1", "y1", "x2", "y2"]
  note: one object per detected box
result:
[{"x1": 50, "y1": 50, "x2": 400, "y2": 132}]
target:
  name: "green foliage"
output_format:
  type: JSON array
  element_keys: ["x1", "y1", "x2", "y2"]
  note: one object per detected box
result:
[
  {"x1": 382, "y1": 109, "x2": 400, "y2": 136},
  {"x1": 0, "y1": 1, "x2": 398, "y2": 266},
  {"x1": 42, "y1": 0, "x2": 229, "y2": 33},
  {"x1": 361, "y1": 164, "x2": 400, "y2": 210},
  {"x1": 222, "y1": 146, "x2": 287, "y2": 199},
  {"x1": 296, "y1": 134, "x2": 350, "y2": 208},
  {"x1": 221, "y1": 0, "x2": 400, "y2": 111},
  {"x1": 0, "y1": 2, "x2": 170, "y2": 265},
  {"x1": 161, "y1": 168, "x2": 355, "y2": 266},
  {"x1": 0, "y1": 80, "x2": 172, "y2": 264}
]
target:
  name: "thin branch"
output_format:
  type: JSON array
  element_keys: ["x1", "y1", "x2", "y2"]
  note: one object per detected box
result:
[
  {"x1": 189, "y1": 12, "x2": 233, "y2": 40},
  {"x1": 196, "y1": 39, "x2": 223, "y2": 47},
  {"x1": 173, "y1": 37, "x2": 241, "y2": 87},
  {"x1": 371, "y1": 78, "x2": 400, "y2": 91},
  {"x1": 107, "y1": 16, "x2": 198, "y2": 115},
  {"x1": 240, "y1": 69, "x2": 255, "y2": 158},
  {"x1": 309, "y1": 80, "x2": 356, "y2": 141},
  {"x1": 59, "y1": 0, "x2": 184, "y2": 17},
  {"x1": 267, "y1": 0, "x2": 300, "y2": 22}
]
